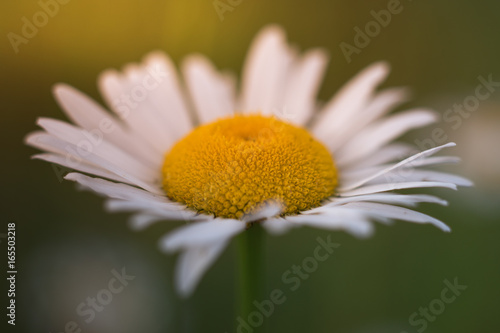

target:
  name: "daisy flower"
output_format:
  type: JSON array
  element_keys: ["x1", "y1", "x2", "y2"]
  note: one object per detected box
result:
[{"x1": 25, "y1": 25, "x2": 471, "y2": 298}]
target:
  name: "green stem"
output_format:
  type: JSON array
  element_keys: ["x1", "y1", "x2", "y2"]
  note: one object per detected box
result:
[{"x1": 237, "y1": 223, "x2": 266, "y2": 328}]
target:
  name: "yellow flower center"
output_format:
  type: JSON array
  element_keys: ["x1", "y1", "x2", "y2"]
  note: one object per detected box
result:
[{"x1": 162, "y1": 114, "x2": 337, "y2": 219}]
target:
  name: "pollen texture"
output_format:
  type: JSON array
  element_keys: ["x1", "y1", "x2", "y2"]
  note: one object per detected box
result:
[{"x1": 162, "y1": 114, "x2": 337, "y2": 219}]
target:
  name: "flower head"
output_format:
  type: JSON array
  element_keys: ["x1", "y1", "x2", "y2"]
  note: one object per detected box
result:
[
  {"x1": 163, "y1": 114, "x2": 338, "y2": 219},
  {"x1": 26, "y1": 25, "x2": 471, "y2": 296}
]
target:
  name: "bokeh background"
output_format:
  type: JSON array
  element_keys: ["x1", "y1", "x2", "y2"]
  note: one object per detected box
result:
[{"x1": 1, "y1": 0, "x2": 500, "y2": 332}]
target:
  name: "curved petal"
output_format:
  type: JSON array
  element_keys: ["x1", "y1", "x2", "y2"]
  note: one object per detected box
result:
[
  {"x1": 30, "y1": 134, "x2": 162, "y2": 194},
  {"x1": 319, "y1": 193, "x2": 448, "y2": 209},
  {"x1": 159, "y1": 219, "x2": 246, "y2": 297},
  {"x1": 52, "y1": 84, "x2": 161, "y2": 168},
  {"x1": 344, "y1": 142, "x2": 415, "y2": 171},
  {"x1": 98, "y1": 52, "x2": 193, "y2": 153},
  {"x1": 325, "y1": 87, "x2": 411, "y2": 152},
  {"x1": 239, "y1": 25, "x2": 296, "y2": 115},
  {"x1": 281, "y1": 49, "x2": 329, "y2": 125},
  {"x1": 338, "y1": 143, "x2": 456, "y2": 191},
  {"x1": 32, "y1": 153, "x2": 130, "y2": 184},
  {"x1": 37, "y1": 118, "x2": 159, "y2": 183},
  {"x1": 172, "y1": 241, "x2": 229, "y2": 298},
  {"x1": 161, "y1": 219, "x2": 245, "y2": 251},
  {"x1": 311, "y1": 62, "x2": 390, "y2": 141},
  {"x1": 341, "y1": 156, "x2": 461, "y2": 181},
  {"x1": 129, "y1": 213, "x2": 178, "y2": 231},
  {"x1": 285, "y1": 209, "x2": 374, "y2": 238},
  {"x1": 262, "y1": 217, "x2": 296, "y2": 235},
  {"x1": 337, "y1": 202, "x2": 451, "y2": 232},
  {"x1": 338, "y1": 181, "x2": 457, "y2": 197},
  {"x1": 64, "y1": 172, "x2": 166, "y2": 201},
  {"x1": 335, "y1": 109, "x2": 438, "y2": 167},
  {"x1": 182, "y1": 54, "x2": 236, "y2": 124},
  {"x1": 378, "y1": 169, "x2": 473, "y2": 187},
  {"x1": 242, "y1": 199, "x2": 284, "y2": 223}
]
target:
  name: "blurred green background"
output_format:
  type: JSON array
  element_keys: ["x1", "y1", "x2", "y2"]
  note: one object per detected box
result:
[{"x1": 1, "y1": 0, "x2": 499, "y2": 332}]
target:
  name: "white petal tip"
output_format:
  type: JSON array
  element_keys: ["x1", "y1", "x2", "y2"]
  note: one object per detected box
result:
[
  {"x1": 183, "y1": 53, "x2": 209, "y2": 66},
  {"x1": 243, "y1": 200, "x2": 284, "y2": 223},
  {"x1": 97, "y1": 69, "x2": 121, "y2": 88},
  {"x1": 24, "y1": 132, "x2": 41, "y2": 145},
  {"x1": 128, "y1": 214, "x2": 159, "y2": 231},
  {"x1": 437, "y1": 223, "x2": 452, "y2": 232},
  {"x1": 158, "y1": 234, "x2": 178, "y2": 253},
  {"x1": 52, "y1": 83, "x2": 72, "y2": 96},
  {"x1": 372, "y1": 60, "x2": 391, "y2": 73},
  {"x1": 143, "y1": 50, "x2": 169, "y2": 62},
  {"x1": 444, "y1": 142, "x2": 457, "y2": 148},
  {"x1": 431, "y1": 220, "x2": 451, "y2": 232},
  {"x1": 259, "y1": 24, "x2": 286, "y2": 38},
  {"x1": 128, "y1": 220, "x2": 142, "y2": 231},
  {"x1": 35, "y1": 117, "x2": 45, "y2": 126},
  {"x1": 176, "y1": 280, "x2": 196, "y2": 299},
  {"x1": 305, "y1": 48, "x2": 329, "y2": 61},
  {"x1": 358, "y1": 61, "x2": 390, "y2": 82},
  {"x1": 63, "y1": 172, "x2": 79, "y2": 182},
  {"x1": 459, "y1": 179, "x2": 474, "y2": 187},
  {"x1": 349, "y1": 226, "x2": 375, "y2": 239},
  {"x1": 103, "y1": 200, "x2": 117, "y2": 212}
]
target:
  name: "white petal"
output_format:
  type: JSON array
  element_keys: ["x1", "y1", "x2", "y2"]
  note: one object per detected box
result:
[
  {"x1": 129, "y1": 214, "x2": 172, "y2": 231},
  {"x1": 342, "y1": 155, "x2": 462, "y2": 181},
  {"x1": 30, "y1": 134, "x2": 162, "y2": 194},
  {"x1": 26, "y1": 131, "x2": 76, "y2": 156},
  {"x1": 182, "y1": 55, "x2": 235, "y2": 124},
  {"x1": 338, "y1": 181, "x2": 457, "y2": 197},
  {"x1": 32, "y1": 153, "x2": 130, "y2": 184},
  {"x1": 379, "y1": 169, "x2": 474, "y2": 187},
  {"x1": 37, "y1": 118, "x2": 160, "y2": 184},
  {"x1": 338, "y1": 143, "x2": 456, "y2": 191},
  {"x1": 52, "y1": 84, "x2": 160, "y2": 168},
  {"x1": 242, "y1": 200, "x2": 284, "y2": 223},
  {"x1": 142, "y1": 52, "x2": 194, "y2": 139},
  {"x1": 98, "y1": 52, "x2": 193, "y2": 153},
  {"x1": 239, "y1": 25, "x2": 295, "y2": 114},
  {"x1": 98, "y1": 69, "x2": 169, "y2": 154},
  {"x1": 311, "y1": 62, "x2": 390, "y2": 141},
  {"x1": 281, "y1": 49, "x2": 328, "y2": 125},
  {"x1": 339, "y1": 156, "x2": 460, "y2": 186},
  {"x1": 338, "y1": 202, "x2": 450, "y2": 232},
  {"x1": 335, "y1": 109, "x2": 438, "y2": 167},
  {"x1": 320, "y1": 193, "x2": 448, "y2": 209},
  {"x1": 173, "y1": 241, "x2": 229, "y2": 297},
  {"x1": 326, "y1": 87, "x2": 410, "y2": 152},
  {"x1": 104, "y1": 198, "x2": 204, "y2": 222},
  {"x1": 64, "y1": 172, "x2": 166, "y2": 201},
  {"x1": 105, "y1": 198, "x2": 186, "y2": 213},
  {"x1": 160, "y1": 219, "x2": 246, "y2": 251},
  {"x1": 285, "y1": 209, "x2": 374, "y2": 238},
  {"x1": 105, "y1": 200, "x2": 200, "y2": 224},
  {"x1": 344, "y1": 143, "x2": 415, "y2": 171},
  {"x1": 53, "y1": 83, "x2": 118, "y2": 130},
  {"x1": 262, "y1": 217, "x2": 296, "y2": 235},
  {"x1": 120, "y1": 64, "x2": 178, "y2": 150},
  {"x1": 405, "y1": 156, "x2": 461, "y2": 168}
]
